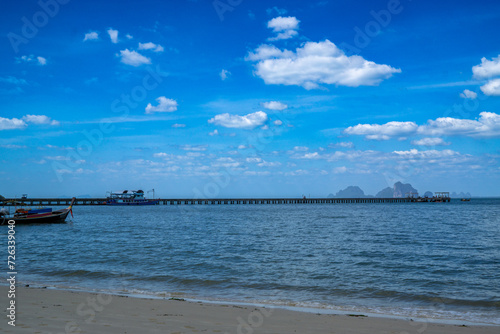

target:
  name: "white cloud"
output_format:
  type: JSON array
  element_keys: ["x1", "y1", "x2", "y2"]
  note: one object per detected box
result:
[
  {"x1": 1, "y1": 144, "x2": 27, "y2": 149},
  {"x1": 247, "y1": 40, "x2": 400, "y2": 89},
  {"x1": 246, "y1": 157, "x2": 262, "y2": 163},
  {"x1": 480, "y1": 78, "x2": 500, "y2": 96},
  {"x1": 460, "y1": 89, "x2": 477, "y2": 99},
  {"x1": 333, "y1": 166, "x2": 347, "y2": 174},
  {"x1": 172, "y1": 123, "x2": 186, "y2": 128},
  {"x1": 118, "y1": 49, "x2": 151, "y2": 66},
  {"x1": 258, "y1": 161, "x2": 281, "y2": 167},
  {"x1": 180, "y1": 145, "x2": 207, "y2": 151},
  {"x1": 344, "y1": 112, "x2": 500, "y2": 139},
  {"x1": 411, "y1": 137, "x2": 450, "y2": 146},
  {"x1": 262, "y1": 101, "x2": 288, "y2": 110},
  {"x1": 138, "y1": 42, "x2": 164, "y2": 52},
  {"x1": 300, "y1": 152, "x2": 321, "y2": 159},
  {"x1": 145, "y1": 97, "x2": 178, "y2": 114},
  {"x1": 107, "y1": 28, "x2": 119, "y2": 43},
  {"x1": 472, "y1": 55, "x2": 500, "y2": 79},
  {"x1": 126, "y1": 34, "x2": 133, "y2": 39},
  {"x1": 333, "y1": 141, "x2": 354, "y2": 148},
  {"x1": 18, "y1": 54, "x2": 46, "y2": 65},
  {"x1": 267, "y1": 16, "x2": 300, "y2": 41},
  {"x1": 246, "y1": 44, "x2": 294, "y2": 61},
  {"x1": 344, "y1": 121, "x2": 418, "y2": 140},
  {"x1": 209, "y1": 129, "x2": 219, "y2": 136},
  {"x1": 83, "y1": 31, "x2": 99, "y2": 41},
  {"x1": 37, "y1": 56, "x2": 47, "y2": 65},
  {"x1": 293, "y1": 146, "x2": 309, "y2": 151},
  {"x1": 220, "y1": 69, "x2": 231, "y2": 81},
  {"x1": 208, "y1": 111, "x2": 268, "y2": 129},
  {"x1": 0, "y1": 117, "x2": 26, "y2": 130},
  {"x1": 418, "y1": 112, "x2": 500, "y2": 137},
  {"x1": 393, "y1": 149, "x2": 459, "y2": 159},
  {"x1": 274, "y1": 120, "x2": 283, "y2": 126},
  {"x1": 22, "y1": 114, "x2": 59, "y2": 126}
]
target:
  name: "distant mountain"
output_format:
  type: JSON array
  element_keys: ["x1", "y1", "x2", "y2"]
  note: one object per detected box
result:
[
  {"x1": 334, "y1": 186, "x2": 369, "y2": 198},
  {"x1": 376, "y1": 187, "x2": 394, "y2": 198},
  {"x1": 451, "y1": 192, "x2": 472, "y2": 198},
  {"x1": 423, "y1": 191, "x2": 433, "y2": 198},
  {"x1": 375, "y1": 182, "x2": 418, "y2": 198},
  {"x1": 393, "y1": 181, "x2": 418, "y2": 198}
]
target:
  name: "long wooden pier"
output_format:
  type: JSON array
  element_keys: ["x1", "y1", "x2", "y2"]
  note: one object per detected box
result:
[{"x1": 1, "y1": 197, "x2": 450, "y2": 206}]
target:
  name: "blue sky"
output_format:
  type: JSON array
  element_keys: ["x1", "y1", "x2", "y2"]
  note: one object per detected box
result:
[{"x1": 1, "y1": 0, "x2": 500, "y2": 198}]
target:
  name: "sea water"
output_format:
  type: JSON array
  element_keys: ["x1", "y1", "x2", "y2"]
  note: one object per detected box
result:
[{"x1": 3, "y1": 199, "x2": 499, "y2": 325}]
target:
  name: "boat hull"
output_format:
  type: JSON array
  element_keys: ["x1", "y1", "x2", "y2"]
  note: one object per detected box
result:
[
  {"x1": 1, "y1": 208, "x2": 70, "y2": 225},
  {"x1": 106, "y1": 200, "x2": 159, "y2": 206}
]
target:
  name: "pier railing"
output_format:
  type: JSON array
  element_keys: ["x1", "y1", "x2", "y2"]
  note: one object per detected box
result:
[{"x1": 1, "y1": 197, "x2": 451, "y2": 206}]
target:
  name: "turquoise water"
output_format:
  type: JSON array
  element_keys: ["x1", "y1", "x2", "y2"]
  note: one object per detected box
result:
[{"x1": 3, "y1": 199, "x2": 500, "y2": 324}]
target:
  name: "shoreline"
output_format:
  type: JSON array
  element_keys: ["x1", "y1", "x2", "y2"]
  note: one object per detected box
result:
[
  {"x1": 1, "y1": 285, "x2": 498, "y2": 333},
  {"x1": 10, "y1": 281, "x2": 500, "y2": 327}
]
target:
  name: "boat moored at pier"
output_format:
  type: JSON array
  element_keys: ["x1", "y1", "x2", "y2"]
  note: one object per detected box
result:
[{"x1": 105, "y1": 190, "x2": 159, "y2": 205}]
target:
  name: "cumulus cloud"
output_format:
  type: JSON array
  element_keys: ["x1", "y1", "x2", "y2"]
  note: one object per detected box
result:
[
  {"x1": 246, "y1": 157, "x2": 262, "y2": 163},
  {"x1": 209, "y1": 129, "x2": 219, "y2": 136},
  {"x1": 411, "y1": 137, "x2": 450, "y2": 146},
  {"x1": 172, "y1": 123, "x2": 186, "y2": 128},
  {"x1": 344, "y1": 121, "x2": 418, "y2": 140},
  {"x1": 460, "y1": 89, "x2": 477, "y2": 99},
  {"x1": 0, "y1": 117, "x2": 26, "y2": 130},
  {"x1": 22, "y1": 114, "x2": 59, "y2": 125},
  {"x1": 344, "y1": 112, "x2": 500, "y2": 139},
  {"x1": 262, "y1": 101, "x2": 288, "y2": 110},
  {"x1": 393, "y1": 149, "x2": 459, "y2": 159},
  {"x1": 247, "y1": 40, "x2": 400, "y2": 89},
  {"x1": 480, "y1": 78, "x2": 500, "y2": 96},
  {"x1": 208, "y1": 111, "x2": 268, "y2": 129},
  {"x1": 83, "y1": 31, "x2": 99, "y2": 41},
  {"x1": 220, "y1": 69, "x2": 231, "y2": 81},
  {"x1": 145, "y1": 97, "x2": 178, "y2": 113},
  {"x1": 472, "y1": 55, "x2": 500, "y2": 79},
  {"x1": 332, "y1": 141, "x2": 354, "y2": 148},
  {"x1": 37, "y1": 56, "x2": 47, "y2": 65},
  {"x1": 107, "y1": 28, "x2": 119, "y2": 43},
  {"x1": 118, "y1": 49, "x2": 151, "y2": 66},
  {"x1": 18, "y1": 54, "x2": 46, "y2": 65},
  {"x1": 138, "y1": 42, "x2": 164, "y2": 52},
  {"x1": 274, "y1": 120, "x2": 283, "y2": 126},
  {"x1": 418, "y1": 112, "x2": 500, "y2": 137},
  {"x1": 0, "y1": 114, "x2": 59, "y2": 130},
  {"x1": 258, "y1": 161, "x2": 281, "y2": 167},
  {"x1": 267, "y1": 16, "x2": 300, "y2": 41}
]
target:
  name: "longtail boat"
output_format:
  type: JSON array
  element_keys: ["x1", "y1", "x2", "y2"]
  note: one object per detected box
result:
[{"x1": 0, "y1": 198, "x2": 75, "y2": 225}]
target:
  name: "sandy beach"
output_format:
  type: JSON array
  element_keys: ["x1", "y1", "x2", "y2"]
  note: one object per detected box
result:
[{"x1": 0, "y1": 286, "x2": 497, "y2": 334}]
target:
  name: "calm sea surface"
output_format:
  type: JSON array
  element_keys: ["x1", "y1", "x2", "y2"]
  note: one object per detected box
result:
[{"x1": 3, "y1": 199, "x2": 500, "y2": 324}]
